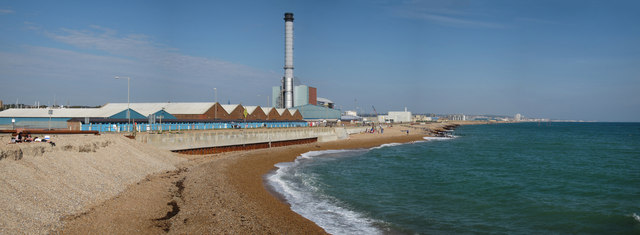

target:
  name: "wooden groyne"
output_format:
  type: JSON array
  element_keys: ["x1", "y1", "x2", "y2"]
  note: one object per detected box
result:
[{"x1": 171, "y1": 137, "x2": 318, "y2": 155}]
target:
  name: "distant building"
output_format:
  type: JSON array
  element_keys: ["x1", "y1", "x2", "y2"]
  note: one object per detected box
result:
[
  {"x1": 308, "y1": 87, "x2": 317, "y2": 105},
  {"x1": 344, "y1": 110, "x2": 357, "y2": 116},
  {"x1": 293, "y1": 85, "x2": 307, "y2": 105},
  {"x1": 341, "y1": 110, "x2": 361, "y2": 122},
  {"x1": 413, "y1": 115, "x2": 433, "y2": 122},
  {"x1": 515, "y1": 113, "x2": 522, "y2": 121},
  {"x1": 293, "y1": 85, "x2": 318, "y2": 107},
  {"x1": 316, "y1": 97, "x2": 334, "y2": 109},
  {"x1": 450, "y1": 114, "x2": 466, "y2": 121},
  {"x1": 272, "y1": 86, "x2": 282, "y2": 108},
  {"x1": 293, "y1": 104, "x2": 341, "y2": 121},
  {"x1": 379, "y1": 107, "x2": 412, "y2": 123},
  {"x1": 273, "y1": 85, "x2": 317, "y2": 108}
]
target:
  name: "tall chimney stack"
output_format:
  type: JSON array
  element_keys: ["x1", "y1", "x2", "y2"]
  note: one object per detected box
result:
[{"x1": 283, "y1": 12, "x2": 294, "y2": 108}]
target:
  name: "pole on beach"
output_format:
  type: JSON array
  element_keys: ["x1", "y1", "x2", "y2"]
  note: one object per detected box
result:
[{"x1": 48, "y1": 109, "x2": 52, "y2": 130}]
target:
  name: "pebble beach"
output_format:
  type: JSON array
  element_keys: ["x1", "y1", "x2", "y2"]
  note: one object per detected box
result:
[{"x1": 0, "y1": 123, "x2": 456, "y2": 234}]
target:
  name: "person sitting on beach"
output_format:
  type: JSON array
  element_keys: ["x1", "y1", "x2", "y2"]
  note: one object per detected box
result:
[
  {"x1": 42, "y1": 136, "x2": 56, "y2": 146},
  {"x1": 33, "y1": 137, "x2": 41, "y2": 142},
  {"x1": 16, "y1": 132, "x2": 23, "y2": 143}
]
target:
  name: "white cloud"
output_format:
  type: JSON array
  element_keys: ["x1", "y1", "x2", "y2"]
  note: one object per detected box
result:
[
  {"x1": 0, "y1": 9, "x2": 13, "y2": 15},
  {"x1": 403, "y1": 11, "x2": 505, "y2": 29},
  {"x1": 515, "y1": 17, "x2": 570, "y2": 27},
  {"x1": 44, "y1": 27, "x2": 271, "y2": 81},
  {"x1": 388, "y1": 0, "x2": 506, "y2": 29},
  {"x1": 0, "y1": 26, "x2": 277, "y2": 105}
]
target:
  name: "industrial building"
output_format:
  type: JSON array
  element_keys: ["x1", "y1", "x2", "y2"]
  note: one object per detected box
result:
[
  {"x1": 378, "y1": 108, "x2": 412, "y2": 123},
  {"x1": 273, "y1": 84, "x2": 318, "y2": 108},
  {"x1": 341, "y1": 110, "x2": 362, "y2": 122},
  {"x1": 293, "y1": 104, "x2": 341, "y2": 121},
  {"x1": 268, "y1": 12, "x2": 340, "y2": 121},
  {"x1": 293, "y1": 85, "x2": 317, "y2": 107},
  {"x1": 272, "y1": 12, "x2": 296, "y2": 109},
  {"x1": 0, "y1": 102, "x2": 306, "y2": 131},
  {"x1": 316, "y1": 97, "x2": 334, "y2": 109}
]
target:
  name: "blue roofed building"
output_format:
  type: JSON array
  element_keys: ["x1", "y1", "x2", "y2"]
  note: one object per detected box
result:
[{"x1": 292, "y1": 104, "x2": 341, "y2": 121}]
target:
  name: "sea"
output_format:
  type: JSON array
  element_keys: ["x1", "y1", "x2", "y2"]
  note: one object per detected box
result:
[{"x1": 266, "y1": 122, "x2": 640, "y2": 234}]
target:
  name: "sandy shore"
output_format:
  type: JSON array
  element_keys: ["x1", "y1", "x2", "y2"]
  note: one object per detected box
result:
[
  {"x1": 0, "y1": 134, "x2": 185, "y2": 234},
  {"x1": 2, "y1": 123, "x2": 459, "y2": 234}
]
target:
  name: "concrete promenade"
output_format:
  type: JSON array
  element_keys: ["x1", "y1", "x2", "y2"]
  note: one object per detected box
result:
[{"x1": 136, "y1": 126, "x2": 369, "y2": 151}]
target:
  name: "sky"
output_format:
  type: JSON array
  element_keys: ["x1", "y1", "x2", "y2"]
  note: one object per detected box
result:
[{"x1": 0, "y1": 0, "x2": 639, "y2": 122}]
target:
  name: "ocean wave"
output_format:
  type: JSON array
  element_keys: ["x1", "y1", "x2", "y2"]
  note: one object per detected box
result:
[
  {"x1": 633, "y1": 213, "x2": 640, "y2": 223},
  {"x1": 371, "y1": 140, "x2": 430, "y2": 149},
  {"x1": 371, "y1": 142, "x2": 404, "y2": 149},
  {"x1": 267, "y1": 149, "x2": 383, "y2": 235},
  {"x1": 423, "y1": 136, "x2": 457, "y2": 141}
]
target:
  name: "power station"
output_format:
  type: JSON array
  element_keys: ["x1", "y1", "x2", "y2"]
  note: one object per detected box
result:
[
  {"x1": 271, "y1": 12, "x2": 340, "y2": 120},
  {"x1": 273, "y1": 12, "x2": 300, "y2": 109},
  {"x1": 283, "y1": 12, "x2": 295, "y2": 108}
]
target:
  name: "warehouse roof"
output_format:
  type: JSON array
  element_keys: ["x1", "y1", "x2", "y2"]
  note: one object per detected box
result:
[
  {"x1": 260, "y1": 107, "x2": 274, "y2": 114},
  {"x1": 316, "y1": 97, "x2": 333, "y2": 103},
  {"x1": 243, "y1": 106, "x2": 259, "y2": 115},
  {"x1": 102, "y1": 102, "x2": 216, "y2": 115},
  {"x1": 0, "y1": 103, "x2": 307, "y2": 120},
  {"x1": 293, "y1": 104, "x2": 341, "y2": 120},
  {"x1": 275, "y1": 108, "x2": 287, "y2": 115},
  {"x1": 220, "y1": 104, "x2": 240, "y2": 114},
  {"x1": 0, "y1": 108, "x2": 102, "y2": 118},
  {"x1": 0, "y1": 107, "x2": 143, "y2": 118}
]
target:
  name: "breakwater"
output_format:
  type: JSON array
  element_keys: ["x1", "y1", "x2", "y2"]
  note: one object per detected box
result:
[{"x1": 136, "y1": 127, "x2": 369, "y2": 151}]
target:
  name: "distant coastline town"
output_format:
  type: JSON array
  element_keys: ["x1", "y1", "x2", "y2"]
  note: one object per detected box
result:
[{"x1": 0, "y1": 98, "x2": 557, "y2": 131}]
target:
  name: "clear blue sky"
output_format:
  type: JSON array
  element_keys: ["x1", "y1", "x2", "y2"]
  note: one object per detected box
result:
[{"x1": 1, "y1": 0, "x2": 639, "y2": 121}]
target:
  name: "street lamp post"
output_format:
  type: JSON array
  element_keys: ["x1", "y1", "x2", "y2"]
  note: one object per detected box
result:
[{"x1": 115, "y1": 76, "x2": 131, "y2": 131}]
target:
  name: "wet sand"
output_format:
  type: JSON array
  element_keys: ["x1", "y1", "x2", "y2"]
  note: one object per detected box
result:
[{"x1": 59, "y1": 124, "x2": 452, "y2": 234}]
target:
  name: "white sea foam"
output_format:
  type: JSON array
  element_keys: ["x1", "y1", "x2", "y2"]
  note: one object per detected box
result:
[
  {"x1": 633, "y1": 213, "x2": 640, "y2": 223},
  {"x1": 371, "y1": 142, "x2": 404, "y2": 149},
  {"x1": 267, "y1": 149, "x2": 383, "y2": 235},
  {"x1": 423, "y1": 136, "x2": 457, "y2": 141},
  {"x1": 372, "y1": 140, "x2": 430, "y2": 149}
]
